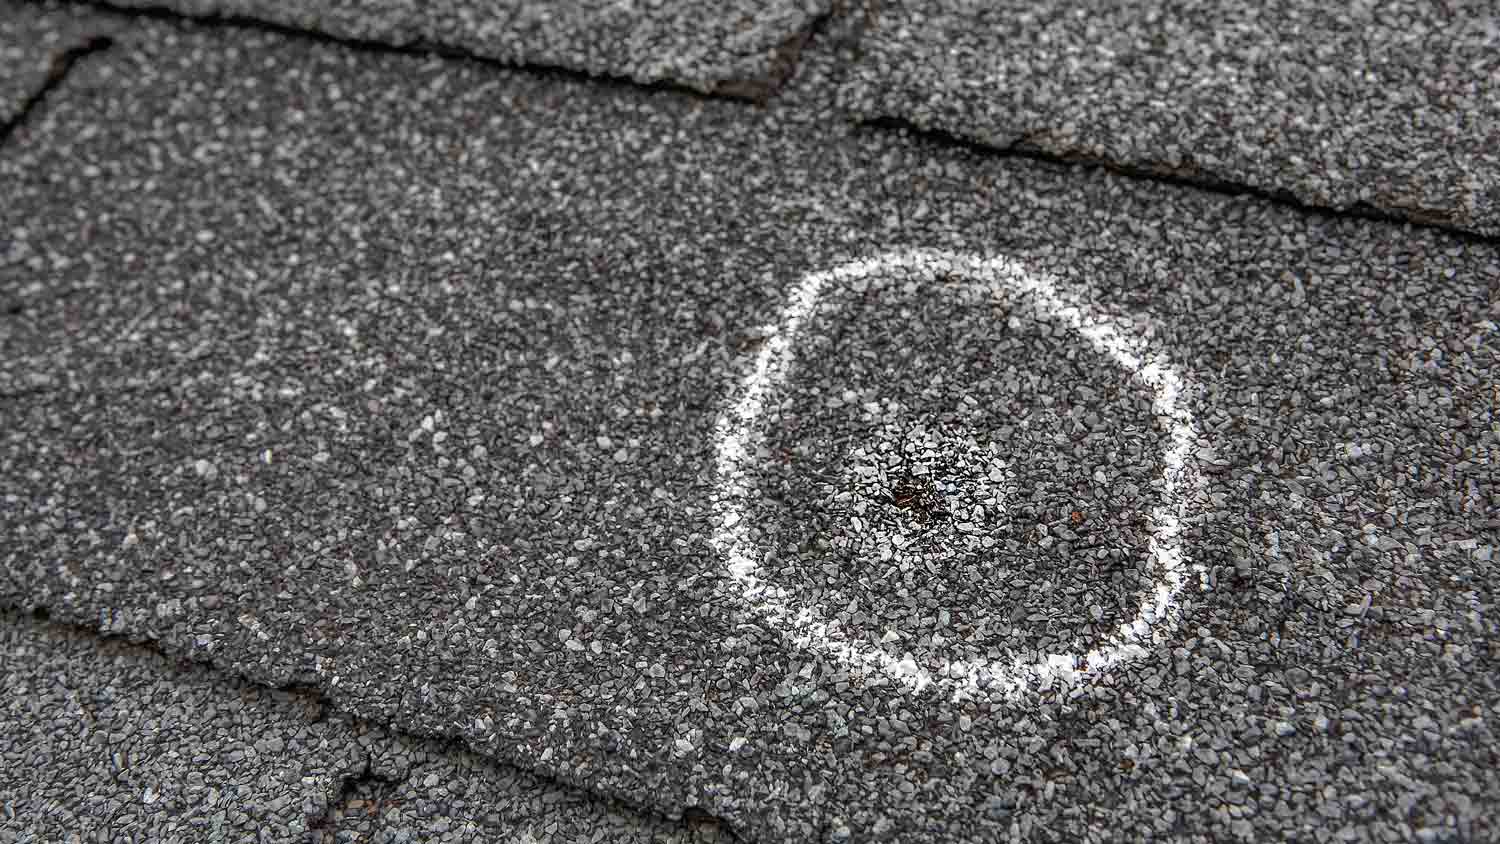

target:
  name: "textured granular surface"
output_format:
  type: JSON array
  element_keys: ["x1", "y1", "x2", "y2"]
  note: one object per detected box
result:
[
  {"x1": 839, "y1": 0, "x2": 1500, "y2": 236},
  {"x1": 101, "y1": 0, "x2": 830, "y2": 97},
  {"x1": 1, "y1": 6, "x2": 1497, "y2": 843},
  {"x1": 0, "y1": 0, "x2": 117, "y2": 127}
]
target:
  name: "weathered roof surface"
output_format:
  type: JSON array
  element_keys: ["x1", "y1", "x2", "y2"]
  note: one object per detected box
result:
[
  {"x1": 3, "y1": 3, "x2": 1499, "y2": 842},
  {"x1": 101, "y1": 0, "x2": 831, "y2": 98},
  {"x1": 838, "y1": 0, "x2": 1500, "y2": 236}
]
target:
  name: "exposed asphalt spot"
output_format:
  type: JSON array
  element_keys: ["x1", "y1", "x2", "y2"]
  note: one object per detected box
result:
[{"x1": 307, "y1": 748, "x2": 402, "y2": 843}]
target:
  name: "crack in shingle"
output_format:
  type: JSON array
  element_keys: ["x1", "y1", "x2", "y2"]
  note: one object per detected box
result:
[
  {"x1": 0, "y1": 32, "x2": 113, "y2": 146},
  {"x1": 4, "y1": 605, "x2": 740, "y2": 841},
  {"x1": 859, "y1": 115, "x2": 1500, "y2": 247}
]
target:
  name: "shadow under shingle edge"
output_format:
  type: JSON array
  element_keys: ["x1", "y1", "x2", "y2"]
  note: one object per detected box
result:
[
  {"x1": 5, "y1": 605, "x2": 741, "y2": 841},
  {"x1": 24, "y1": 0, "x2": 1492, "y2": 244}
]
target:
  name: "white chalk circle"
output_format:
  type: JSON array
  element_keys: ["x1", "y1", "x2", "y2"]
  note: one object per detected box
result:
[{"x1": 711, "y1": 250, "x2": 1208, "y2": 701}]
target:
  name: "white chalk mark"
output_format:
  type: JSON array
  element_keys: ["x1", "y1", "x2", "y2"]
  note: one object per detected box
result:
[{"x1": 710, "y1": 250, "x2": 1209, "y2": 702}]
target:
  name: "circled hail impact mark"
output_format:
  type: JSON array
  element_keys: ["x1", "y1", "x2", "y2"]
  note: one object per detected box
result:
[{"x1": 710, "y1": 250, "x2": 1209, "y2": 702}]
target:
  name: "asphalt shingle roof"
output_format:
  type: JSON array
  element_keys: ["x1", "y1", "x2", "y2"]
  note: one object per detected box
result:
[{"x1": 2, "y1": 2, "x2": 1497, "y2": 841}]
